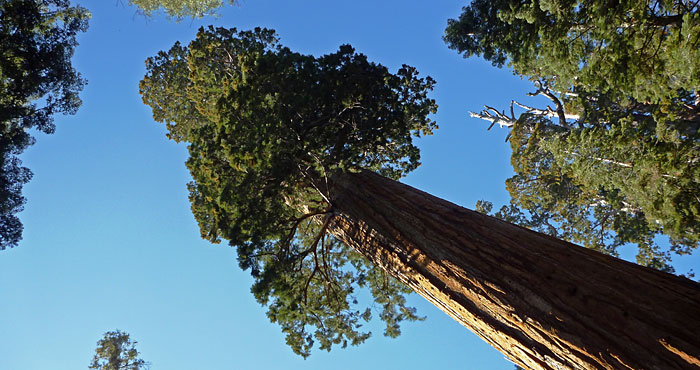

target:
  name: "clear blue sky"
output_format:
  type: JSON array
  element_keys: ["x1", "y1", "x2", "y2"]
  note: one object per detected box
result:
[{"x1": 0, "y1": 1, "x2": 697, "y2": 369}]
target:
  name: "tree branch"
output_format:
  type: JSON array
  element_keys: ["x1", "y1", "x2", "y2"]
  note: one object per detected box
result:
[
  {"x1": 280, "y1": 208, "x2": 333, "y2": 257},
  {"x1": 527, "y1": 81, "x2": 570, "y2": 127},
  {"x1": 512, "y1": 101, "x2": 581, "y2": 121},
  {"x1": 469, "y1": 105, "x2": 516, "y2": 129}
]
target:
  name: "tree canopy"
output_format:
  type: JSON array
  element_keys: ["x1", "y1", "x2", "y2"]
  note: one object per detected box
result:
[
  {"x1": 140, "y1": 26, "x2": 437, "y2": 357},
  {"x1": 90, "y1": 330, "x2": 149, "y2": 370},
  {"x1": 128, "y1": 0, "x2": 236, "y2": 19},
  {"x1": 472, "y1": 80, "x2": 699, "y2": 273},
  {"x1": 0, "y1": 0, "x2": 89, "y2": 249},
  {"x1": 444, "y1": 0, "x2": 700, "y2": 104},
  {"x1": 447, "y1": 0, "x2": 700, "y2": 271}
]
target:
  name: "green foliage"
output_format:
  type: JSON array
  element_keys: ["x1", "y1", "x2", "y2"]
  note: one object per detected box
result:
[
  {"x1": 451, "y1": 1, "x2": 700, "y2": 270},
  {"x1": 0, "y1": 0, "x2": 89, "y2": 249},
  {"x1": 445, "y1": 0, "x2": 700, "y2": 104},
  {"x1": 140, "y1": 27, "x2": 436, "y2": 357},
  {"x1": 128, "y1": 0, "x2": 236, "y2": 19},
  {"x1": 90, "y1": 330, "x2": 148, "y2": 370},
  {"x1": 542, "y1": 119, "x2": 700, "y2": 246},
  {"x1": 475, "y1": 84, "x2": 700, "y2": 272}
]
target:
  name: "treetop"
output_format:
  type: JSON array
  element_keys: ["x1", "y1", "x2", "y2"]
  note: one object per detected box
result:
[{"x1": 140, "y1": 26, "x2": 436, "y2": 357}]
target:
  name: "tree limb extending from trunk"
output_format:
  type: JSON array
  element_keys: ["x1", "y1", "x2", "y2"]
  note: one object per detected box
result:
[
  {"x1": 512, "y1": 101, "x2": 581, "y2": 121},
  {"x1": 527, "y1": 81, "x2": 571, "y2": 128},
  {"x1": 561, "y1": 150, "x2": 683, "y2": 180},
  {"x1": 469, "y1": 105, "x2": 517, "y2": 129}
]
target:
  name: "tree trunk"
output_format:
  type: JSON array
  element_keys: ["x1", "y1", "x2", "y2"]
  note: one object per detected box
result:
[{"x1": 326, "y1": 170, "x2": 700, "y2": 370}]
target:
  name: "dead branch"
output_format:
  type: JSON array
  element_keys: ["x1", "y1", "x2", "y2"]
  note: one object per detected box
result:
[{"x1": 528, "y1": 81, "x2": 571, "y2": 128}]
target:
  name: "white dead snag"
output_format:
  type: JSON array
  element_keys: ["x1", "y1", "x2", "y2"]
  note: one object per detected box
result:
[
  {"x1": 527, "y1": 81, "x2": 572, "y2": 128},
  {"x1": 469, "y1": 105, "x2": 517, "y2": 129},
  {"x1": 512, "y1": 101, "x2": 581, "y2": 121}
]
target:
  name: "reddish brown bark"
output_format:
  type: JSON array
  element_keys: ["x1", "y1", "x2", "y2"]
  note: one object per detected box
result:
[{"x1": 327, "y1": 170, "x2": 700, "y2": 370}]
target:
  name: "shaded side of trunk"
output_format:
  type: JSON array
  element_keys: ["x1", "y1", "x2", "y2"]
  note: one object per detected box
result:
[{"x1": 326, "y1": 170, "x2": 700, "y2": 370}]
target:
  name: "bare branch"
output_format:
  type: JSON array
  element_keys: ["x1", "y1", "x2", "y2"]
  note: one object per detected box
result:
[
  {"x1": 281, "y1": 208, "x2": 332, "y2": 250},
  {"x1": 303, "y1": 258, "x2": 319, "y2": 305},
  {"x1": 589, "y1": 198, "x2": 643, "y2": 214},
  {"x1": 528, "y1": 81, "x2": 571, "y2": 127},
  {"x1": 308, "y1": 215, "x2": 332, "y2": 256},
  {"x1": 469, "y1": 105, "x2": 517, "y2": 129},
  {"x1": 298, "y1": 161, "x2": 333, "y2": 205},
  {"x1": 564, "y1": 150, "x2": 680, "y2": 180},
  {"x1": 513, "y1": 101, "x2": 581, "y2": 121},
  {"x1": 551, "y1": 89, "x2": 579, "y2": 97}
]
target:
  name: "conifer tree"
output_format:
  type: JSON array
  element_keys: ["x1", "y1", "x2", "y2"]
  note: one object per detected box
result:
[
  {"x1": 140, "y1": 27, "x2": 436, "y2": 356},
  {"x1": 128, "y1": 0, "x2": 236, "y2": 19},
  {"x1": 444, "y1": 0, "x2": 700, "y2": 104},
  {"x1": 470, "y1": 81, "x2": 699, "y2": 272},
  {"x1": 446, "y1": 1, "x2": 700, "y2": 266},
  {"x1": 141, "y1": 27, "x2": 700, "y2": 369},
  {"x1": 0, "y1": 0, "x2": 89, "y2": 249},
  {"x1": 90, "y1": 330, "x2": 148, "y2": 370}
]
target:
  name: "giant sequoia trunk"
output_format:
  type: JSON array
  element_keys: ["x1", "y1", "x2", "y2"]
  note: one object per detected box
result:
[{"x1": 326, "y1": 170, "x2": 700, "y2": 370}]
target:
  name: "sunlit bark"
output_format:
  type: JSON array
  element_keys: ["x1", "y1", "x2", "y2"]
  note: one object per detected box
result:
[{"x1": 327, "y1": 170, "x2": 700, "y2": 370}]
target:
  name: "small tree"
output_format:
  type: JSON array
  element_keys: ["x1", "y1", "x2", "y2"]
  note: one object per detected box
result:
[
  {"x1": 128, "y1": 0, "x2": 236, "y2": 19},
  {"x1": 90, "y1": 330, "x2": 148, "y2": 370}
]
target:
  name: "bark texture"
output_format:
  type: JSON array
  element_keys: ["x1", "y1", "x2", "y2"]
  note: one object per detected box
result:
[{"x1": 326, "y1": 170, "x2": 700, "y2": 370}]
